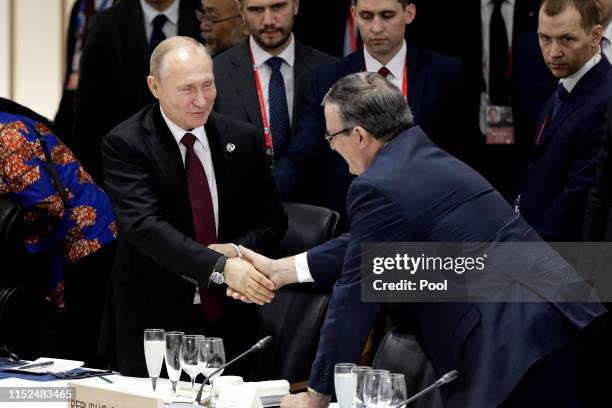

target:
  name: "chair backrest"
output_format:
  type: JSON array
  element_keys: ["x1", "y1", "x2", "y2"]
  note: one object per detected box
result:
[
  {"x1": 254, "y1": 202, "x2": 339, "y2": 383},
  {"x1": 0, "y1": 199, "x2": 21, "y2": 246},
  {"x1": 373, "y1": 329, "x2": 443, "y2": 408},
  {"x1": 272, "y1": 202, "x2": 340, "y2": 258}
]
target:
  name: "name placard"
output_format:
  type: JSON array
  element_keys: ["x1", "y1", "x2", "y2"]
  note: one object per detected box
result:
[{"x1": 67, "y1": 382, "x2": 162, "y2": 408}]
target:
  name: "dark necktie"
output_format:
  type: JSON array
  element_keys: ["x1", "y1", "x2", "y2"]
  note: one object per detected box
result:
[
  {"x1": 181, "y1": 133, "x2": 224, "y2": 321},
  {"x1": 150, "y1": 14, "x2": 168, "y2": 52},
  {"x1": 377, "y1": 66, "x2": 390, "y2": 78},
  {"x1": 489, "y1": 0, "x2": 510, "y2": 104},
  {"x1": 266, "y1": 57, "x2": 290, "y2": 160},
  {"x1": 551, "y1": 83, "x2": 569, "y2": 119}
]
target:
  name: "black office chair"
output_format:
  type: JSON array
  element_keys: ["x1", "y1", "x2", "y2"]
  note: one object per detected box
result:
[
  {"x1": 373, "y1": 329, "x2": 443, "y2": 408},
  {"x1": 254, "y1": 202, "x2": 339, "y2": 385}
]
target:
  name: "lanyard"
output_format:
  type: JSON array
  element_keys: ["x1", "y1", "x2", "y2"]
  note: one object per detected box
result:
[
  {"x1": 534, "y1": 116, "x2": 548, "y2": 146},
  {"x1": 368, "y1": 62, "x2": 409, "y2": 100},
  {"x1": 249, "y1": 49, "x2": 274, "y2": 157}
]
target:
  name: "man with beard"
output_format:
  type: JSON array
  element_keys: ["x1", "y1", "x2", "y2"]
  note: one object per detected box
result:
[
  {"x1": 212, "y1": 0, "x2": 337, "y2": 164},
  {"x1": 197, "y1": 0, "x2": 249, "y2": 55}
]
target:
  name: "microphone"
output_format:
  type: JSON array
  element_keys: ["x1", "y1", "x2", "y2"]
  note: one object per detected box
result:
[
  {"x1": 194, "y1": 336, "x2": 272, "y2": 404},
  {"x1": 394, "y1": 369, "x2": 458, "y2": 407}
]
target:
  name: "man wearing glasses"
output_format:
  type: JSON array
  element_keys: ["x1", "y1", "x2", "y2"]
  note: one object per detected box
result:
[
  {"x1": 212, "y1": 0, "x2": 337, "y2": 166},
  {"x1": 197, "y1": 0, "x2": 249, "y2": 55}
]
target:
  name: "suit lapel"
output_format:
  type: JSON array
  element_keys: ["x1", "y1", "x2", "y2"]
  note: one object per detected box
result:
[
  {"x1": 229, "y1": 43, "x2": 264, "y2": 132},
  {"x1": 405, "y1": 43, "x2": 426, "y2": 124},
  {"x1": 177, "y1": 0, "x2": 202, "y2": 40},
  {"x1": 127, "y1": 0, "x2": 149, "y2": 81},
  {"x1": 293, "y1": 41, "x2": 310, "y2": 122}
]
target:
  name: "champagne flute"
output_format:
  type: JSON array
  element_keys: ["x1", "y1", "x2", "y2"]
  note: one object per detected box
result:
[
  {"x1": 334, "y1": 363, "x2": 356, "y2": 408},
  {"x1": 351, "y1": 366, "x2": 372, "y2": 408},
  {"x1": 164, "y1": 331, "x2": 184, "y2": 397},
  {"x1": 181, "y1": 335, "x2": 204, "y2": 400},
  {"x1": 199, "y1": 337, "x2": 225, "y2": 405},
  {"x1": 143, "y1": 329, "x2": 165, "y2": 391}
]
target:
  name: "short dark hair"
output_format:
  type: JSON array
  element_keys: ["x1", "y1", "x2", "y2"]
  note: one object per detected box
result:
[
  {"x1": 540, "y1": 0, "x2": 600, "y2": 31},
  {"x1": 323, "y1": 72, "x2": 414, "y2": 143},
  {"x1": 354, "y1": 0, "x2": 413, "y2": 7}
]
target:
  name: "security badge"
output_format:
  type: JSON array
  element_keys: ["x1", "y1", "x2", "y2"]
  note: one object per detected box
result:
[{"x1": 480, "y1": 93, "x2": 515, "y2": 145}]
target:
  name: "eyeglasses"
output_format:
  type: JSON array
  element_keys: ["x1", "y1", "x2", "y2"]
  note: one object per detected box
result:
[
  {"x1": 324, "y1": 127, "x2": 353, "y2": 143},
  {"x1": 195, "y1": 9, "x2": 242, "y2": 25}
]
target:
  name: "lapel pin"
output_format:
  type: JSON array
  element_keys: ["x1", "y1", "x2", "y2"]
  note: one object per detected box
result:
[{"x1": 226, "y1": 143, "x2": 236, "y2": 153}]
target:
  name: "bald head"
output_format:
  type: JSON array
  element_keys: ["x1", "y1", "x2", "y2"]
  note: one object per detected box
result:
[{"x1": 149, "y1": 36, "x2": 212, "y2": 81}]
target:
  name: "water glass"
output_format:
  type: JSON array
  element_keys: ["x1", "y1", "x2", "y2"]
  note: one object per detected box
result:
[
  {"x1": 388, "y1": 373, "x2": 407, "y2": 407},
  {"x1": 363, "y1": 369, "x2": 390, "y2": 407},
  {"x1": 181, "y1": 335, "x2": 204, "y2": 400},
  {"x1": 351, "y1": 366, "x2": 372, "y2": 408},
  {"x1": 143, "y1": 329, "x2": 165, "y2": 391},
  {"x1": 334, "y1": 363, "x2": 356, "y2": 408},
  {"x1": 199, "y1": 337, "x2": 225, "y2": 406},
  {"x1": 164, "y1": 331, "x2": 184, "y2": 396}
]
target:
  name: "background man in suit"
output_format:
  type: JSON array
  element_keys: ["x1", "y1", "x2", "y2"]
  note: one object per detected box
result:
[
  {"x1": 73, "y1": 0, "x2": 202, "y2": 184},
  {"x1": 212, "y1": 0, "x2": 337, "y2": 164},
  {"x1": 273, "y1": 0, "x2": 472, "y2": 229},
  {"x1": 237, "y1": 73, "x2": 606, "y2": 407},
  {"x1": 99, "y1": 36, "x2": 287, "y2": 376},
  {"x1": 518, "y1": 0, "x2": 612, "y2": 241},
  {"x1": 197, "y1": 0, "x2": 248, "y2": 56}
]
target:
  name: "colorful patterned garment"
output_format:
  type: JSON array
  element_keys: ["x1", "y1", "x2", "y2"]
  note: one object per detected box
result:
[{"x1": 0, "y1": 111, "x2": 117, "y2": 308}]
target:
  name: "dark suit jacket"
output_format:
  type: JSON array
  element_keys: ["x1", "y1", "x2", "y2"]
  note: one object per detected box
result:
[
  {"x1": 73, "y1": 0, "x2": 202, "y2": 184},
  {"x1": 273, "y1": 44, "x2": 470, "y2": 229},
  {"x1": 583, "y1": 99, "x2": 612, "y2": 242},
  {"x1": 306, "y1": 126, "x2": 605, "y2": 407},
  {"x1": 99, "y1": 106, "x2": 287, "y2": 375},
  {"x1": 520, "y1": 58, "x2": 612, "y2": 241},
  {"x1": 212, "y1": 39, "x2": 337, "y2": 144}
]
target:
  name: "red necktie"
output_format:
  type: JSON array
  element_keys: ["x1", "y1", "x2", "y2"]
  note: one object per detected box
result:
[
  {"x1": 181, "y1": 133, "x2": 224, "y2": 321},
  {"x1": 378, "y1": 66, "x2": 390, "y2": 78}
]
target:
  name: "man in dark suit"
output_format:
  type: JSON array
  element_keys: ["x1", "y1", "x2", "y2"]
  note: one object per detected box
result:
[
  {"x1": 73, "y1": 0, "x2": 202, "y2": 184},
  {"x1": 272, "y1": 0, "x2": 473, "y2": 229},
  {"x1": 99, "y1": 36, "x2": 287, "y2": 376},
  {"x1": 212, "y1": 0, "x2": 337, "y2": 163},
  {"x1": 239, "y1": 73, "x2": 606, "y2": 407},
  {"x1": 518, "y1": 0, "x2": 612, "y2": 242}
]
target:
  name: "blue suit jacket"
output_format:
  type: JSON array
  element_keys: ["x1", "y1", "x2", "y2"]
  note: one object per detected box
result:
[
  {"x1": 306, "y1": 127, "x2": 605, "y2": 407},
  {"x1": 519, "y1": 58, "x2": 612, "y2": 241},
  {"x1": 273, "y1": 44, "x2": 474, "y2": 229}
]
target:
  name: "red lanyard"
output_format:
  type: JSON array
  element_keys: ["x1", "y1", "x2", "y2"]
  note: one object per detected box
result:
[
  {"x1": 250, "y1": 49, "x2": 274, "y2": 156},
  {"x1": 368, "y1": 62, "x2": 408, "y2": 100},
  {"x1": 534, "y1": 116, "x2": 548, "y2": 146}
]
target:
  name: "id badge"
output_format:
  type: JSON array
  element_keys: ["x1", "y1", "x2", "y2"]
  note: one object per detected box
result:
[{"x1": 480, "y1": 94, "x2": 515, "y2": 145}]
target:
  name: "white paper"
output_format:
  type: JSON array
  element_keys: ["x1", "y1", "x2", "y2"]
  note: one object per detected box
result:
[
  {"x1": 217, "y1": 384, "x2": 262, "y2": 408},
  {"x1": 16, "y1": 357, "x2": 83, "y2": 373}
]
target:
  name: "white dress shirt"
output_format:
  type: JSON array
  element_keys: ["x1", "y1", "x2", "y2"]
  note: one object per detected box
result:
[
  {"x1": 559, "y1": 53, "x2": 602, "y2": 94},
  {"x1": 140, "y1": 0, "x2": 179, "y2": 42},
  {"x1": 363, "y1": 40, "x2": 407, "y2": 91},
  {"x1": 481, "y1": 0, "x2": 516, "y2": 92},
  {"x1": 602, "y1": 23, "x2": 612, "y2": 64},
  {"x1": 250, "y1": 34, "x2": 296, "y2": 124}
]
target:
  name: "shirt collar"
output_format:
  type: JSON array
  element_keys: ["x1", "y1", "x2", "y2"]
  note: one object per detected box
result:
[
  {"x1": 140, "y1": 0, "x2": 179, "y2": 26},
  {"x1": 603, "y1": 22, "x2": 612, "y2": 44},
  {"x1": 364, "y1": 40, "x2": 407, "y2": 80},
  {"x1": 560, "y1": 53, "x2": 601, "y2": 93},
  {"x1": 249, "y1": 34, "x2": 295, "y2": 69},
  {"x1": 481, "y1": 0, "x2": 515, "y2": 8},
  {"x1": 159, "y1": 105, "x2": 207, "y2": 149}
]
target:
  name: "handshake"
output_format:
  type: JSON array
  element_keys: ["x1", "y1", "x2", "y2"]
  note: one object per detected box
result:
[{"x1": 208, "y1": 244, "x2": 299, "y2": 305}]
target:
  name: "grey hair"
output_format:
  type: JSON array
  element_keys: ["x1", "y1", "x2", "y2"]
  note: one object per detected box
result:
[
  {"x1": 322, "y1": 72, "x2": 414, "y2": 142},
  {"x1": 150, "y1": 36, "x2": 211, "y2": 80}
]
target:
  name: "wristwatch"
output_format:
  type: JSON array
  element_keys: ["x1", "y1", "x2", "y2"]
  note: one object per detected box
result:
[{"x1": 210, "y1": 255, "x2": 228, "y2": 285}]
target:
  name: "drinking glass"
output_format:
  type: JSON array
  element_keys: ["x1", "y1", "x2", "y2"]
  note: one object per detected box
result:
[
  {"x1": 388, "y1": 373, "x2": 407, "y2": 407},
  {"x1": 351, "y1": 366, "x2": 372, "y2": 408},
  {"x1": 164, "y1": 331, "x2": 184, "y2": 396},
  {"x1": 334, "y1": 363, "x2": 356, "y2": 408},
  {"x1": 143, "y1": 329, "x2": 165, "y2": 391},
  {"x1": 199, "y1": 337, "x2": 225, "y2": 406},
  {"x1": 181, "y1": 335, "x2": 204, "y2": 400},
  {"x1": 363, "y1": 369, "x2": 390, "y2": 407}
]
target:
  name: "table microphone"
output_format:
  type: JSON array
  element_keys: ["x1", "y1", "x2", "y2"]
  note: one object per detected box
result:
[
  {"x1": 194, "y1": 336, "x2": 272, "y2": 404},
  {"x1": 394, "y1": 369, "x2": 458, "y2": 407}
]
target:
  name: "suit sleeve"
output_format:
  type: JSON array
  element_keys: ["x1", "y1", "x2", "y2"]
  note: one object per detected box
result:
[
  {"x1": 101, "y1": 131, "x2": 221, "y2": 286},
  {"x1": 308, "y1": 179, "x2": 411, "y2": 394},
  {"x1": 539, "y1": 121, "x2": 604, "y2": 241},
  {"x1": 582, "y1": 107, "x2": 612, "y2": 241},
  {"x1": 227, "y1": 125, "x2": 288, "y2": 253},
  {"x1": 272, "y1": 68, "x2": 327, "y2": 199},
  {"x1": 306, "y1": 233, "x2": 350, "y2": 290}
]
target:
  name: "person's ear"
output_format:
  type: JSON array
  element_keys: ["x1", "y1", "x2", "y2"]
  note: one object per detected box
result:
[{"x1": 147, "y1": 75, "x2": 160, "y2": 99}]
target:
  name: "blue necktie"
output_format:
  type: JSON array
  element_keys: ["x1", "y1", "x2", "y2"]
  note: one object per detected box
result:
[
  {"x1": 149, "y1": 14, "x2": 167, "y2": 53},
  {"x1": 266, "y1": 57, "x2": 290, "y2": 159},
  {"x1": 551, "y1": 83, "x2": 569, "y2": 119}
]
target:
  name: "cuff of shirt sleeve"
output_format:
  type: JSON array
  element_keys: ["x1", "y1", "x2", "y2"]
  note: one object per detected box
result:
[
  {"x1": 228, "y1": 243, "x2": 241, "y2": 257},
  {"x1": 295, "y1": 252, "x2": 314, "y2": 283}
]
